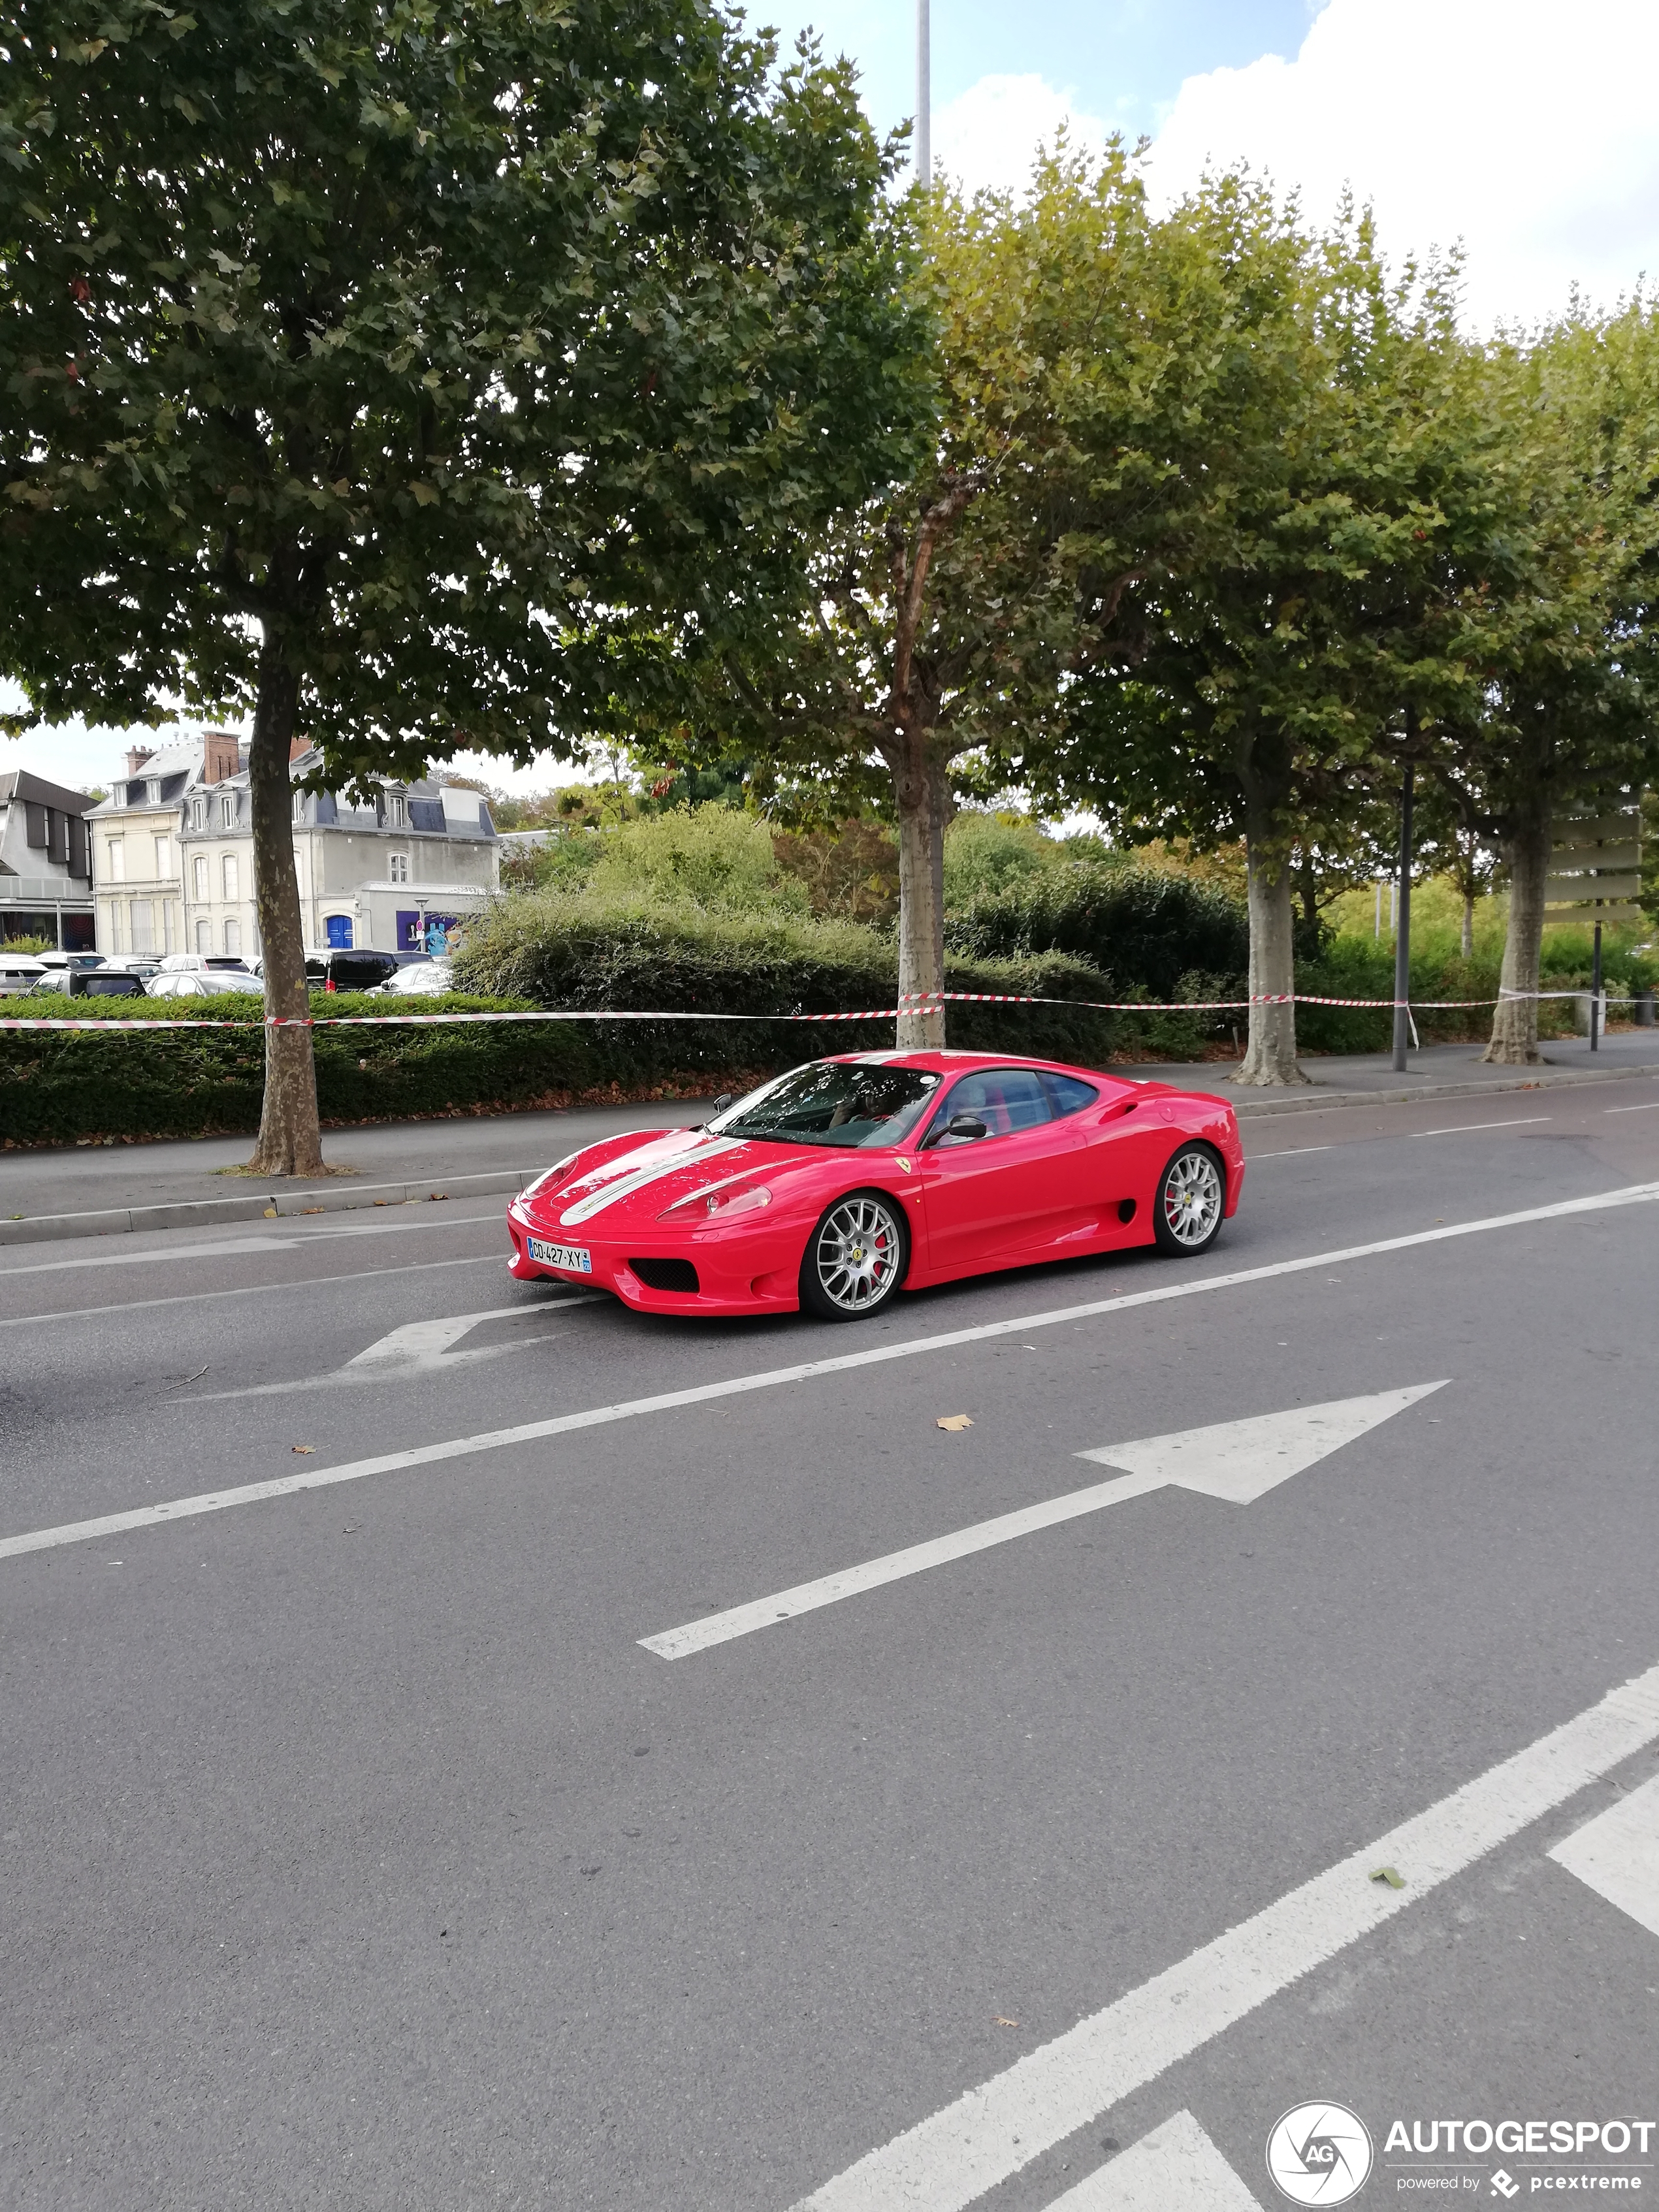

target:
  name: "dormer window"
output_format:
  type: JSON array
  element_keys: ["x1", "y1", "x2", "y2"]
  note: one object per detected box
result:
[
  {"x1": 220, "y1": 793, "x2": 234, "y2": 828},
  {"x1": 391, "y1": 793, "x2": 408, "y2": 829},
  {"x1": 293, "y1": 791, "x2": 306, "y2": 823},
  {"x1": 190, "y1": 798, "x2": 206, "y2": 831},
  {"x1": 146, "y1": 781, "x2": 160, "y2": 805}
]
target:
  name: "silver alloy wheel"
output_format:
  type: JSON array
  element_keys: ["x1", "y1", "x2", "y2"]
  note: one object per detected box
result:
[
  {"x1": 813, "y1": 1193, "x2": 903, "y2": 1313},
  {"x1": 1161, "y1": 1147, "x2": 1223, "y2": 1247}
]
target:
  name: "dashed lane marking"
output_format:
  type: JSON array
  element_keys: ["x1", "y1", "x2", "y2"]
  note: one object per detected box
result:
[
  {"x1": 1040, "y1": 2111, "x2": 1262, "y2": 2210},
  {"x1": 784, "y1": 1661, "x2": 1659, "y2": 2212},
  {"x1": 1547, "y1": 1771, "x2": 1659, "y2": 1939}
]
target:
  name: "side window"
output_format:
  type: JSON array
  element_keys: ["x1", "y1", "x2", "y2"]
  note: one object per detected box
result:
[
  {"x1": 1043, "y1": 1074, "x2": 1099, "y2": 1118},
  {"x1": 929, "y1": 1068, "x2": 1054, "y2": 1144}
]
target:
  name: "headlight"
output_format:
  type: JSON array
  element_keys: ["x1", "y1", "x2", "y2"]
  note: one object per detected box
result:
[
  {"x1": 521, "y1": 1148, "x2": 584, "y2": 1200},
  {"x1": 700, "y1": 1184, "x2": 771, "y2": 1220}
]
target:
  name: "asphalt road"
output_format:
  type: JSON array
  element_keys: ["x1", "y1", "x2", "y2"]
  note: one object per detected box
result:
[{"x1": 2, "y1": 1076, "x2": 1657, "y2": 2211}]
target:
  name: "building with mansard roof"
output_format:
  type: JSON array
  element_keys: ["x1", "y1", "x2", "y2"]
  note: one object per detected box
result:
[
  {"x1": 84, "y1": 732, "x2": 237, "y2": 957},
  {"x1": 0, "y1": 766, "x2": 97, "y2": 949},
  {"x1": 179, "y1": 745, "x2": 498, "y2": 959}
]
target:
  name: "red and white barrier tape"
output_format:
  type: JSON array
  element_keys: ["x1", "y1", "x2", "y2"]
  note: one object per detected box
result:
[{"x1": 0, "y1": 986, "x2": 1638, "y2": 1034}]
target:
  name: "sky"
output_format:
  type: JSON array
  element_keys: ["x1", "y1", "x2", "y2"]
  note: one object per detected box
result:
[{"x1": 9, "y1": 0, "x2": 1658, "y2": 797}]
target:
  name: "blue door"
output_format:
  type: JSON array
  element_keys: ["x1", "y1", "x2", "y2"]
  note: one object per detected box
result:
[{"x1": 325, "y1": 915, "x2": 353, "y2": 948}]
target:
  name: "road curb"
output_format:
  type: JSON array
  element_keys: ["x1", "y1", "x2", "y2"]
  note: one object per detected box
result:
[
  {"x1": 0, "y1": 1168, "x2": 534, "y2": 1249},
  {"x1": 1219, "y1": 1059, "x2": 1659, "y2": 1118}
]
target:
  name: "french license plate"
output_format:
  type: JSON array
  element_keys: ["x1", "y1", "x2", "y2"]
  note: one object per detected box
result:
[{"x1": 527, "y1": 1237, "x2": 592, "y2": 1274}]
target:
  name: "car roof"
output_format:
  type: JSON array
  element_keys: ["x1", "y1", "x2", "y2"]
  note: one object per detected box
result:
[{"x1": 833, "y1": 1048, "x2": 1136, "y2": 1085}]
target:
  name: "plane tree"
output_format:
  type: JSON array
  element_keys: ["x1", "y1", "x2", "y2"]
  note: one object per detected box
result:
[
  {"x1": 0, "y1": 0, "x2": 925, "y2": 1166},
  {"x1": 636, "y1": 152, "x2": 1329, "y2": 1046}
]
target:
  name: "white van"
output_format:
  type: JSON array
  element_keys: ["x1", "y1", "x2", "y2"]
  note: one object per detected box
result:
[{"x1": 0, "y1": 954, "x2": 46, "y2": 997}]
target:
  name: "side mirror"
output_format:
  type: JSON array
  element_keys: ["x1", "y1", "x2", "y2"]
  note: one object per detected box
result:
[
  {"x1": 711, "y1": 1093, "x2": 734, "y2": 1117},
  {"x1": 926, "y1": 1112, "x2": 990, "y2": 1147}
]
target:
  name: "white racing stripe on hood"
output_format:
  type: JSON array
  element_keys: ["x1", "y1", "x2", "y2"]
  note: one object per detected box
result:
[{"x1": 558, "y1": 1134, "x2": 745, "y2": 1226}]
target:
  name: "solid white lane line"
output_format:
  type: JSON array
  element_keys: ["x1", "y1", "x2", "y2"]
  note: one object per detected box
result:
[
  {"x1": 0, "y1": 1205, "x2": 506, "y2": 1275},
  {"x1": 1042, "y1": 2112, "x2": 1261, "y2": 2211},
  {"x1": 1605, "y1": 1100, "x2": 1659, "y2": 1114},
  {"x1": 1242, "y1": 1145, "x2": 1332, "y2": 1161},
  {"x1": 1547, "y1": 1771, "x2": 1659, "y2": 1938},
  {"x1": 0, "y1": 1252, "x2": 510, "y2": 1330},
  {"x1": 1417, "y1": 1116, "x2": 1553, "y2": 1136},
  {"x1": 1, "y1": 1180, "x2": 1654, "y2": 1567},
  {"x1": 787, "y1": 1661, "x2": 1659, "y2": 2212},
  {"x1": 643, "y1": 1387, "x2": 1445, "y2": 1660},
  {"x1": 639, "y1": 1470, "x2": 1167, "y2": 1660}
]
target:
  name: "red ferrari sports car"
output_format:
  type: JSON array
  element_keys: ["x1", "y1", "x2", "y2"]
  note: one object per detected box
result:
[{"x1": 506, "y1": 1051, "x2": 1245, "y2": 1322}]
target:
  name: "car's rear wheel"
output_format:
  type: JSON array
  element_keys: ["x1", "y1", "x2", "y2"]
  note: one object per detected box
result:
[
  {"x1": 799, "y1": 1191, "x2": 908, "y2": 1321},
  {"x1": 1153, "y1": 1144, "x2": 1226, "y2": 1255}
]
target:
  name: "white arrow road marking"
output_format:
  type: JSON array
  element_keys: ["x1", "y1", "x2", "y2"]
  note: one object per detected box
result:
[
  {"x1": 1547, "y1": 1772, "x2": 1659, "y2": 1939},
  {"x1": 178, "y1": 1298, "x2": 603, "y2": 1402},
  {"x1": 1040, "y1": 2111, "x2": 1261, "y2": 2211},
  {"x1": 0, "y1": 1179, "x2": 1652, "y2": 1567},
  {"x1": 1074, "y1": 1383, "x2": 1448, "y2": 1505},
  {"x1": 639, "y1": 1385, "x2": 1446, "y2": 1660},
  {"x1": 784, "y1": 1661, "x2": 1659, "y2": 2212}
]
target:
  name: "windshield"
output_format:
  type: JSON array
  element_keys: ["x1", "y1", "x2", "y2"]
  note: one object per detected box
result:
[{"x1": 711, "y1": 1060, "x2": 942, "y2": 1149}]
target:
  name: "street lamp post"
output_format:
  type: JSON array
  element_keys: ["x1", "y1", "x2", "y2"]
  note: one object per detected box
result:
[
  {"x1": 916, "y1": 0, "x2": 930, "y2": 185},
  {"x1": 1392, "y1": 761, "x2": 1414, "y2": 1073}
]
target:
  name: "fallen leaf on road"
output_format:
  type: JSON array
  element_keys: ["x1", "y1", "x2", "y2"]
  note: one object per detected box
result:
[
  {"x1": 995, "y1": 2017, "x2": 1020, "y2": 2027},
  {"x1": 263, "y1": 1206, "x2": 278, "y2": 1219},
  {"x1": 936, "y1": 1414, "x2": 973, "y2": 1432},
  {"x1": 1370, "y1": 1866, "x2": 1406, "y2": 1888},
  {"x1": 291, "y1": 1445, "x2": 317, "y2": 1455}
]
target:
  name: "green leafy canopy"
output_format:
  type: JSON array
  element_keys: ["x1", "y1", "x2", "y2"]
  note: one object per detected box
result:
[{"x1": 1, "y1": 0, "x2": 931, "y2": 779}]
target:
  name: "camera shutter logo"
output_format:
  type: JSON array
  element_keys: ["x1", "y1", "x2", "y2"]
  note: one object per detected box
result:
[{"x1": 1266, "y1": 2102, "x2": 1374, "y2": 2204}]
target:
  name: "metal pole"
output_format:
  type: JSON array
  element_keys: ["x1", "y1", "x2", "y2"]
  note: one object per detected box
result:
[
  {"x1": 916, "y1": 0, "x2": 931, "y2": 185},
  {"x1": 1590, "y1": 920, "x2": 1602, "y2": 1051},
  {"x1": 1392, "y1": 763, "x2": 1414, "y2": 1072}
]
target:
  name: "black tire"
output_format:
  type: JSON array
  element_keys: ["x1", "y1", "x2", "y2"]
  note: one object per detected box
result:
[
  {"x1": 1152, "y1": 1143, "x2": 1227, "y2": 1257},
  {"x1": 798, "y1": 1189, "x2": 909, "y2": 1321}
]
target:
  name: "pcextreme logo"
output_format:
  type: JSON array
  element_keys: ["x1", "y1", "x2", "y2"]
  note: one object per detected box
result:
[{"x1": 1267, "y1": 2101, "x2": 1375, "y2": 2204}]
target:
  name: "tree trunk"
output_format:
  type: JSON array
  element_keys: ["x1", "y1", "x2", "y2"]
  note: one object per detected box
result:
[
  {"x1": 246, "y1": 639, "x2": 325, "y2": 1174},
  {"x1": 1460, "y1": 891, "x2": 1475, "y2": 959},
  {"x1": 891, "y1": 737, "x2": 948, "y2": 1050},
  {"x1": 1236, "y1": 835, "x2": 1307, "y2": 1085},
  {"x1": 1483, "y1": 809, "x2": 1550, "y2": 1065}
]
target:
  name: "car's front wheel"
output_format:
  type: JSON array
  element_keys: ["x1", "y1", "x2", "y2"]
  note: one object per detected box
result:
[
  {"x1": 1153, "y1": 1144, "x2": 1226, "y2": 1256},
  {"x1": 799, "y1": 1191, "x2": 909, "y2": 1321}
]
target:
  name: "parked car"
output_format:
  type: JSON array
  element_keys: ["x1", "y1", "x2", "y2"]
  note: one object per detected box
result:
[
  {"x1": 28, "y1": 952, "x2": 105, "y2": 991},
  {"x1": 374, "y1": 957, "x2": 454, "y2": 995},
  {"x1": 304, "y1": 950, "x2": 402, "y2": 993},
  {"x1": 69, "y1": 969, "x2": 147, "y2": 997},
  {"x1": 145, "y1": 970, "x2": 264, "y2": 999},
  {"x1": 155, "y1": 953, "x2": 257, "y2": 975},
  {"x1": 507, "y1": 1050, "x2": 1247, "y2": 1321},
  {"x1": 0, "y1": 954, "x2": 47, "y2": 996}
]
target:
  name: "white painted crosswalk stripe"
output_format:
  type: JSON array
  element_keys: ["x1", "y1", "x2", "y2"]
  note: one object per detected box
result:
[
  {"x1": 1547, "y1": 1772, "x2": 1659, "y2": 1939},
  {"x1": 785, "y1": 1660, "x2": 1659, "y2": 2212},
  {"x1": 642, "y1": 1385, "x2": 1445, "y2": 1661},
  {"x1": 1039, "y1": 2112, "x2": 1261, "y2": 2211}
]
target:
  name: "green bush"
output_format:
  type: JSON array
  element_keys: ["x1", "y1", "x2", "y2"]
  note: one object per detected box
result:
[{"x1": 946, "y1": 861, "x2": 1251, "y2": 999}]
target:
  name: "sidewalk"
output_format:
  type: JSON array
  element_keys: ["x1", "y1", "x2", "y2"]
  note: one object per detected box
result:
[{"x1": 3, "y1": 1034, "x2": 1656, "y2": 1248}]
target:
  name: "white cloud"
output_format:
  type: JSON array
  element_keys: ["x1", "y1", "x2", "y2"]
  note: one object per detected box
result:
[
  {"x1": 1144, "y1": 0, "x2": 1659, "y2": 331},
  {"x1": 931, "y1": 73, "x2": 1108, "y2": 200}
]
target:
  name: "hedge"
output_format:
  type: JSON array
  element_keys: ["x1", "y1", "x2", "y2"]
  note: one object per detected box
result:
[
  {"x1": 944, "y1": 861, "x2": 1252, "y2": 997},
  {"x1": 1, "y1": 955, "x2": 1171, "y2": 1146}
]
